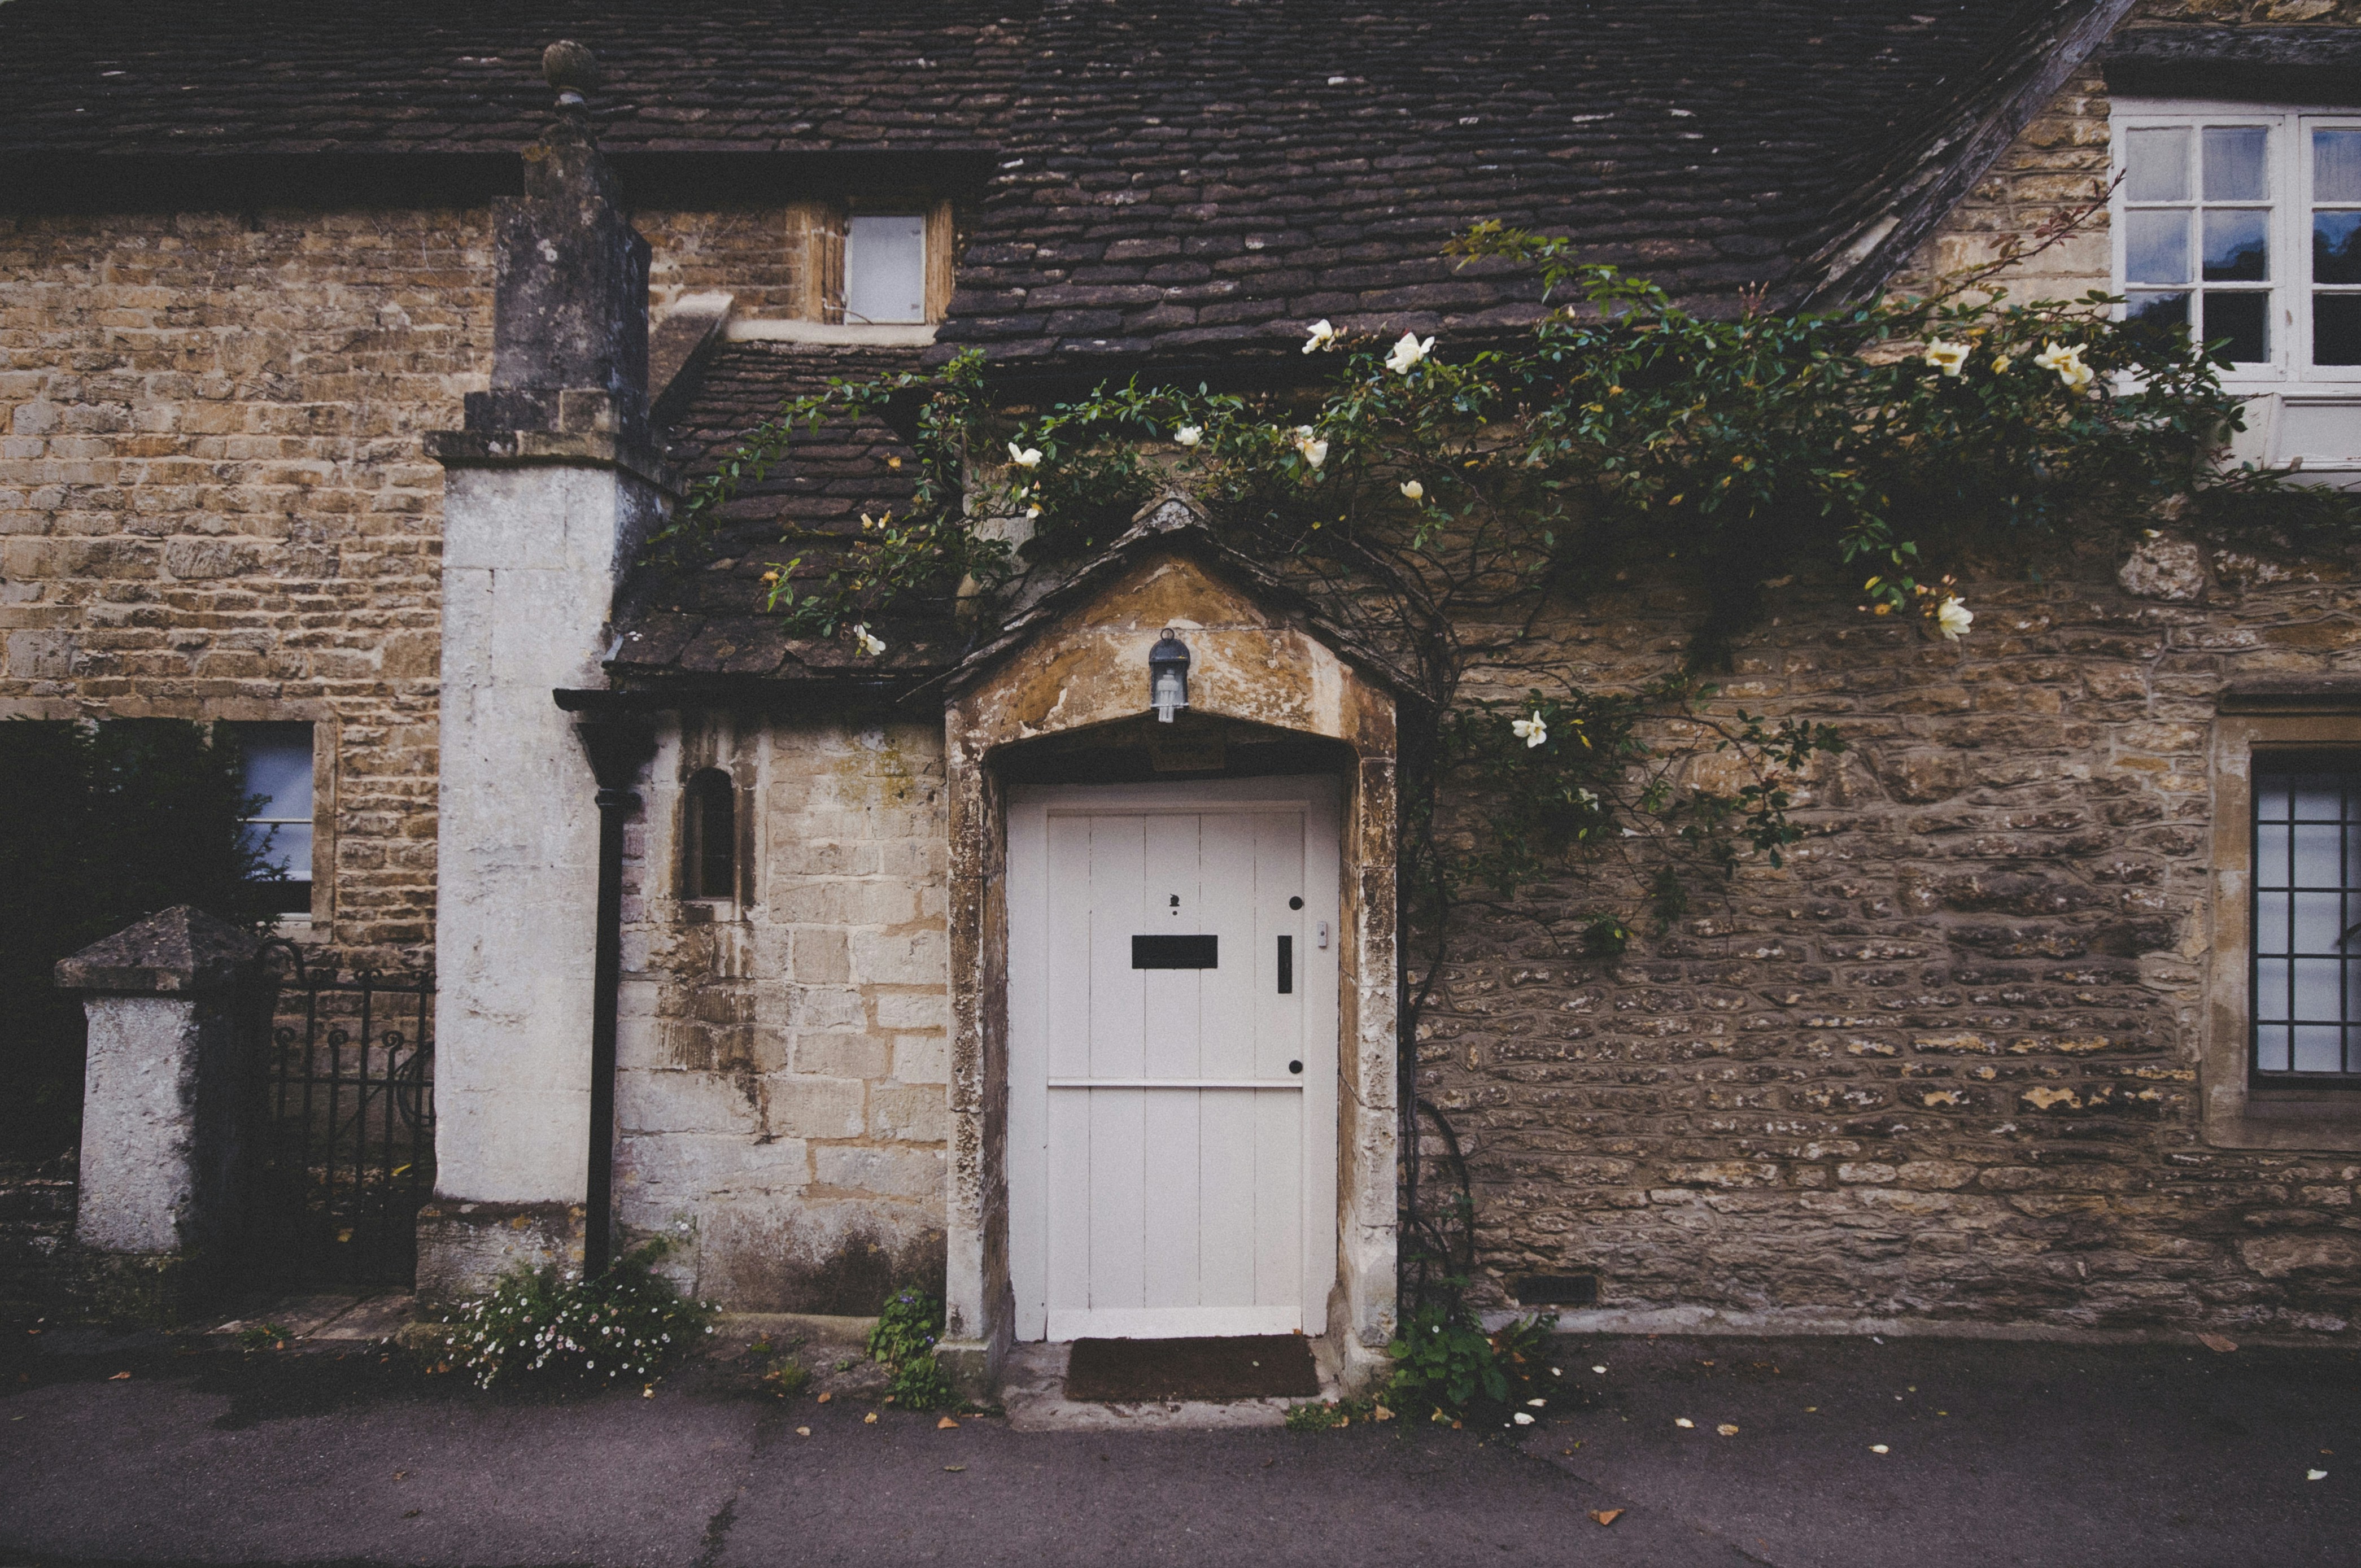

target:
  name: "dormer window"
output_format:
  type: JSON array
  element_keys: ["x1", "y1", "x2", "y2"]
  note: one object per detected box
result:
[
  {"x1": 785, "y1": 199, "x2": 954, "y2": 327},
  {"x1": 2114, "y1": 99, "x2": 2361, "y2": 475}
]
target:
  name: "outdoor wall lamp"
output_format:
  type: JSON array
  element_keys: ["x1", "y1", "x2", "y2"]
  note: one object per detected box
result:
[{"x1": 1149, "y1": 628, "x2": 1192, "y2": 722}]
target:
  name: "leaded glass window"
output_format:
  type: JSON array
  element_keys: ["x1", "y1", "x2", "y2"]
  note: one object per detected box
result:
[{"x1": 2252, "y1": 757, "x2": 2361, "y2": 1080}]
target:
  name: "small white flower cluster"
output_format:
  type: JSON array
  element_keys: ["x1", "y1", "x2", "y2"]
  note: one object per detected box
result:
[
  {"x1": 439, "y1": 1263, "x2": 715, "y2": 1391},
  {"x1": 1924, "y1": 337, "x2": 2094, "y2": 394}
]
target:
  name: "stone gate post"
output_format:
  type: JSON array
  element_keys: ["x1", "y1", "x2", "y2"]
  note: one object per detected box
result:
[{"x1": 55, "y1": 905, "x2": 264, "y2": 1318}]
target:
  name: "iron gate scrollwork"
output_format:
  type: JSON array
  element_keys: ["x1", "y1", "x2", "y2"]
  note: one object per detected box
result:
[{"x1": 242, "y1": 939, "x2": 434, "y2": 1287}]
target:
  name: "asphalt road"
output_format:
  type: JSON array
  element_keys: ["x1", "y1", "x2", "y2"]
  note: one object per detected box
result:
[{"x1": 2, "y1": 1327, "x2": 2356, "y2": 1567}]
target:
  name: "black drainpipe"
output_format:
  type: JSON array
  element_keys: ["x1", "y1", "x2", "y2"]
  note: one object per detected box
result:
[{"x1": 571, "y1": 709, "x2": 656, "y2": 1278}]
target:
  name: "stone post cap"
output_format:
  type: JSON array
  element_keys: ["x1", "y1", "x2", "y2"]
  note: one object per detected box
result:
[{"x1": 55, "y1": 906, "x2": 263, "y2": 994}]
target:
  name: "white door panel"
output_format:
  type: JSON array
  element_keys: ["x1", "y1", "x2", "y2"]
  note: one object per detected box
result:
[{"x1": 1008, "y1": 777, "x2": 1341, "y2": 1342}]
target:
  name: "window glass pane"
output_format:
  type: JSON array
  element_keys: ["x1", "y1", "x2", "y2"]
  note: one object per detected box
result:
[
  {"x1": 251, "y1": 823, "x2": 314, "y2": 881},
  {"x1": 228, "y1": 723, "x2": 313, "y2": 906},
  {"x1": 2126, "y1": 126, "x2": 2191, "y2": 202},
  {"x1": 2259, "y1": 959, "x2": 2290, "y2": 1019},
  {"x1": 2294, "y1": 958, "x2": 2342, "y2": 1019},
  {"x1": 2257, "y1": 1024, "x2": 2292, "y2": 1072},
  {"x1": 2293, "y1": 890, "x2": 2343, "y2": 951},
  {"x1": 2203, "y1": 291, "x2": 2270, "y2": 362},
  {"x1": 2257, "y1": 822, "x2": 2290, "y2": 886},
  {"x1": 844, "y1": 214, "x2": 928, "y2": 324},
  {"x1": 2259, "y1": 893, "x2": 2290, "y2": 953},
  {"x1": 2258, "y1": 777, "x2": 2293, "y2": 823},
  {"x1": 2126, "y1": 291, "x2": 2190, "y2": 338},
  {"x1": 2203, "y1": 126, "x2": 2270, "y2": 202},
  {"x1": 2294, "y1": 1024, "x2": 2346, "y2": 1072},
  {"x1": 2316, "y1": 294, "x2": 2361, "y2": 366},
  {"x1": 2295, "y1": 822, "x2": 2344, "y2": 885},
  {"x1": 2294, "y1": 776, "x2": 2343, "y2": 818},
  {"x1": 242, "y1": 736, "x2": 312, "y2": 820},
  {"x1": 2316, "y1": 211, "x2": 2361, "y2": 285},
  {"x1": 2202, "y1": 209, "x2": 2269, "y2": 281},
  {"x1": 2125, "y1": 209, "x2": 2190, "y2": 284},
  {"x1": 700, "y1": 784, "x2": 735, "y2": 899},
  {"x1": 2316, "y1": 129, "x2": 2361, "y2": 204}
]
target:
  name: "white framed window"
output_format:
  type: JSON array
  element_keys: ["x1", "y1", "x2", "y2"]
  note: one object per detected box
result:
[{"x1": 2113, "y1": 99, "x2": 2361, "y2": 473}]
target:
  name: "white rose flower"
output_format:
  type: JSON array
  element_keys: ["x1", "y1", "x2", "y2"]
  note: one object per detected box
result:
[
  {"x1": 1510, "y1": 711, "x2": 1548, "y2": 748},
  {"x1": 1399, "y1": 479, "x2": 1424, "y2": 501},
  {"x1": 1007, "y1": 442, "x2": 1044, "y2": 468},
  {"x1": 1293, "y1": 426, "x2": 1329, "y2": 470},
  {"x1": 1923, "y1": 339, "x2": 1970, "y2": 377},
  {"x1": 1173, "y1": 425, "x2": 1203, "y2": 447},
  {"x1": 1935, "y1": 596, "x2": 1973, "y2": 641},
  {"x1": 1385, "y1": 331, "x2": 1436, "y2": 374},
  {"x1": 852, "y1": 624, "x2": 887, "y2": 657},
  {"x1": 2033, "y1": 341, "x2": 2092, "y2": 391},
  {"x1": 1302, "y1": 318, "x2": 1338, "y2": 353}
]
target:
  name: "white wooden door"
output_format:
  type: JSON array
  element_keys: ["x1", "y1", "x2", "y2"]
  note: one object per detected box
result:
[{"x1": 1008, "y1": 778, "x2": 1341, "y2": 1341}]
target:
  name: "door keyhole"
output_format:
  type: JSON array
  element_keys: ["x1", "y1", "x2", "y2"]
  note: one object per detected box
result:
[{"x1": 1168, "y1": 894, "x2": 1180, "y2": 916}]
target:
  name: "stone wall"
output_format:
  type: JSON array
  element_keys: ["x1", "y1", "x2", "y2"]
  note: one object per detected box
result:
[
  {"x1": 0, "y1": 202, "x2": 818, "y2": 969},
  {"x1": 0, "y1": 205, "x2": 485, "y2": 966},
  {"x1": 615, "y1": 712, "x2": 950, "y2": 1312},
  {"x1": 1430, "y1": 528, "x2": 2361, "y2": 1340}
]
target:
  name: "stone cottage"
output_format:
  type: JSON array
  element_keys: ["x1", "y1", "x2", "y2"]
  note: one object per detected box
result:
[{"x1": 6, "y1": 1, "x2": 2361, "y2": 1392}]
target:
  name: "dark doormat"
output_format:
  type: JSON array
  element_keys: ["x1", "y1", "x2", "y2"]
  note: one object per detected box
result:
[{"x1": 1064, "y1": 1334, "x2": 1321, "y2": 1402}]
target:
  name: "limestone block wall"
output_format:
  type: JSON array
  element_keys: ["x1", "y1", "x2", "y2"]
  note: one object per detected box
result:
[
  {"x1": 0, "y1": 202, "x2": 820, "y2": 969},
  {"x1": 1433, "y1": 530, "x2": 2361, "y2": 1339},
  {"x1": 615, "y1": 712, "x2": 950, "y2": 1313},
  {"x1": 0, "y1": 206, "x2": 486, "y2": 965}
]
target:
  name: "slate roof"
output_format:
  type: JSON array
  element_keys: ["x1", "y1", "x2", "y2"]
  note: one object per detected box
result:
[
  {"x1": 612, "y1": 341, "x2": 967, "y2": 688},
  {"x1": 1, "y1": 0, "x2": 2135, "y2": 354},
  {"x1": 0, "y1": 0, "x2": 2180, "y2": 691}
]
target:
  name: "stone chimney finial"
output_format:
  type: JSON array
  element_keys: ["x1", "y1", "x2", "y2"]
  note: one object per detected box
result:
[{"x1": 542, "y1": 40, "x2": 603, "y2": 110}]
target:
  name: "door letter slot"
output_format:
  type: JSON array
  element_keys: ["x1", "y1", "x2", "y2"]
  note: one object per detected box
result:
[
  {"x1": 1277, "y1": 934, "x2": 1293, "y2": 994},
  {"x1": 1132, "y1": 934, "x2": 1219, "y2": 968}
]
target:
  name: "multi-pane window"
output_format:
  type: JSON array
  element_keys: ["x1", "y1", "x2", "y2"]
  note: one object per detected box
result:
[
  {"x1": 2116, "y1": 104, "x2": 2361, "y2": 380},
  {"x1": 229, "y1": 722, "x2": 315, "y2": 916},
  {"x1": 2252, "y1": 757, "x2": 2361, "y2": 1081}
]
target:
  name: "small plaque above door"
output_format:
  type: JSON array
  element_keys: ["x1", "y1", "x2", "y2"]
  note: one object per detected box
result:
[{"x1": 1132, "y1": 934, "x2": 1219, "y2": 969}]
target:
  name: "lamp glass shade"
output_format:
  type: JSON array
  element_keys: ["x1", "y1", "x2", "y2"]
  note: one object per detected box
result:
[{"x1": 1148, "y1": 629, "x2": 1191, "y2": 723}]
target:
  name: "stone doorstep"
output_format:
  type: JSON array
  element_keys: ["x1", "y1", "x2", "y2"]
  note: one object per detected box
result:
[
  {"x1": 997, "y1": 1338, "x2": 1343, "y2": 1432},
  {"x1": 206, "y1": 1291, "x2": 418, "y2": 1348}
]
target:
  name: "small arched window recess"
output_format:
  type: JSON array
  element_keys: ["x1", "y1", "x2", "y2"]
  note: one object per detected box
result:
[{"x1": 681, "y1": 768, "x2": 738, "y2": 902}]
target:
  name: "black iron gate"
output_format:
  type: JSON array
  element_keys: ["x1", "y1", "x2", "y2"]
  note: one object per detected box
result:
[{"x1": 242, "y1": 940, "x2": 435, "y2": 1288}]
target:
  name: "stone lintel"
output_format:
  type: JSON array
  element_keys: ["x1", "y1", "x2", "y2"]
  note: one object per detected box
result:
[
  {"x1": 2219, "y1": 682, "x2": 2361, "y2": 715},
  {"x1": 54, "y1": 905, "x2": 261, "y2": 995},
  {"x1": 424, "y1": 425, "x2": 678, "y2": 494}
]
